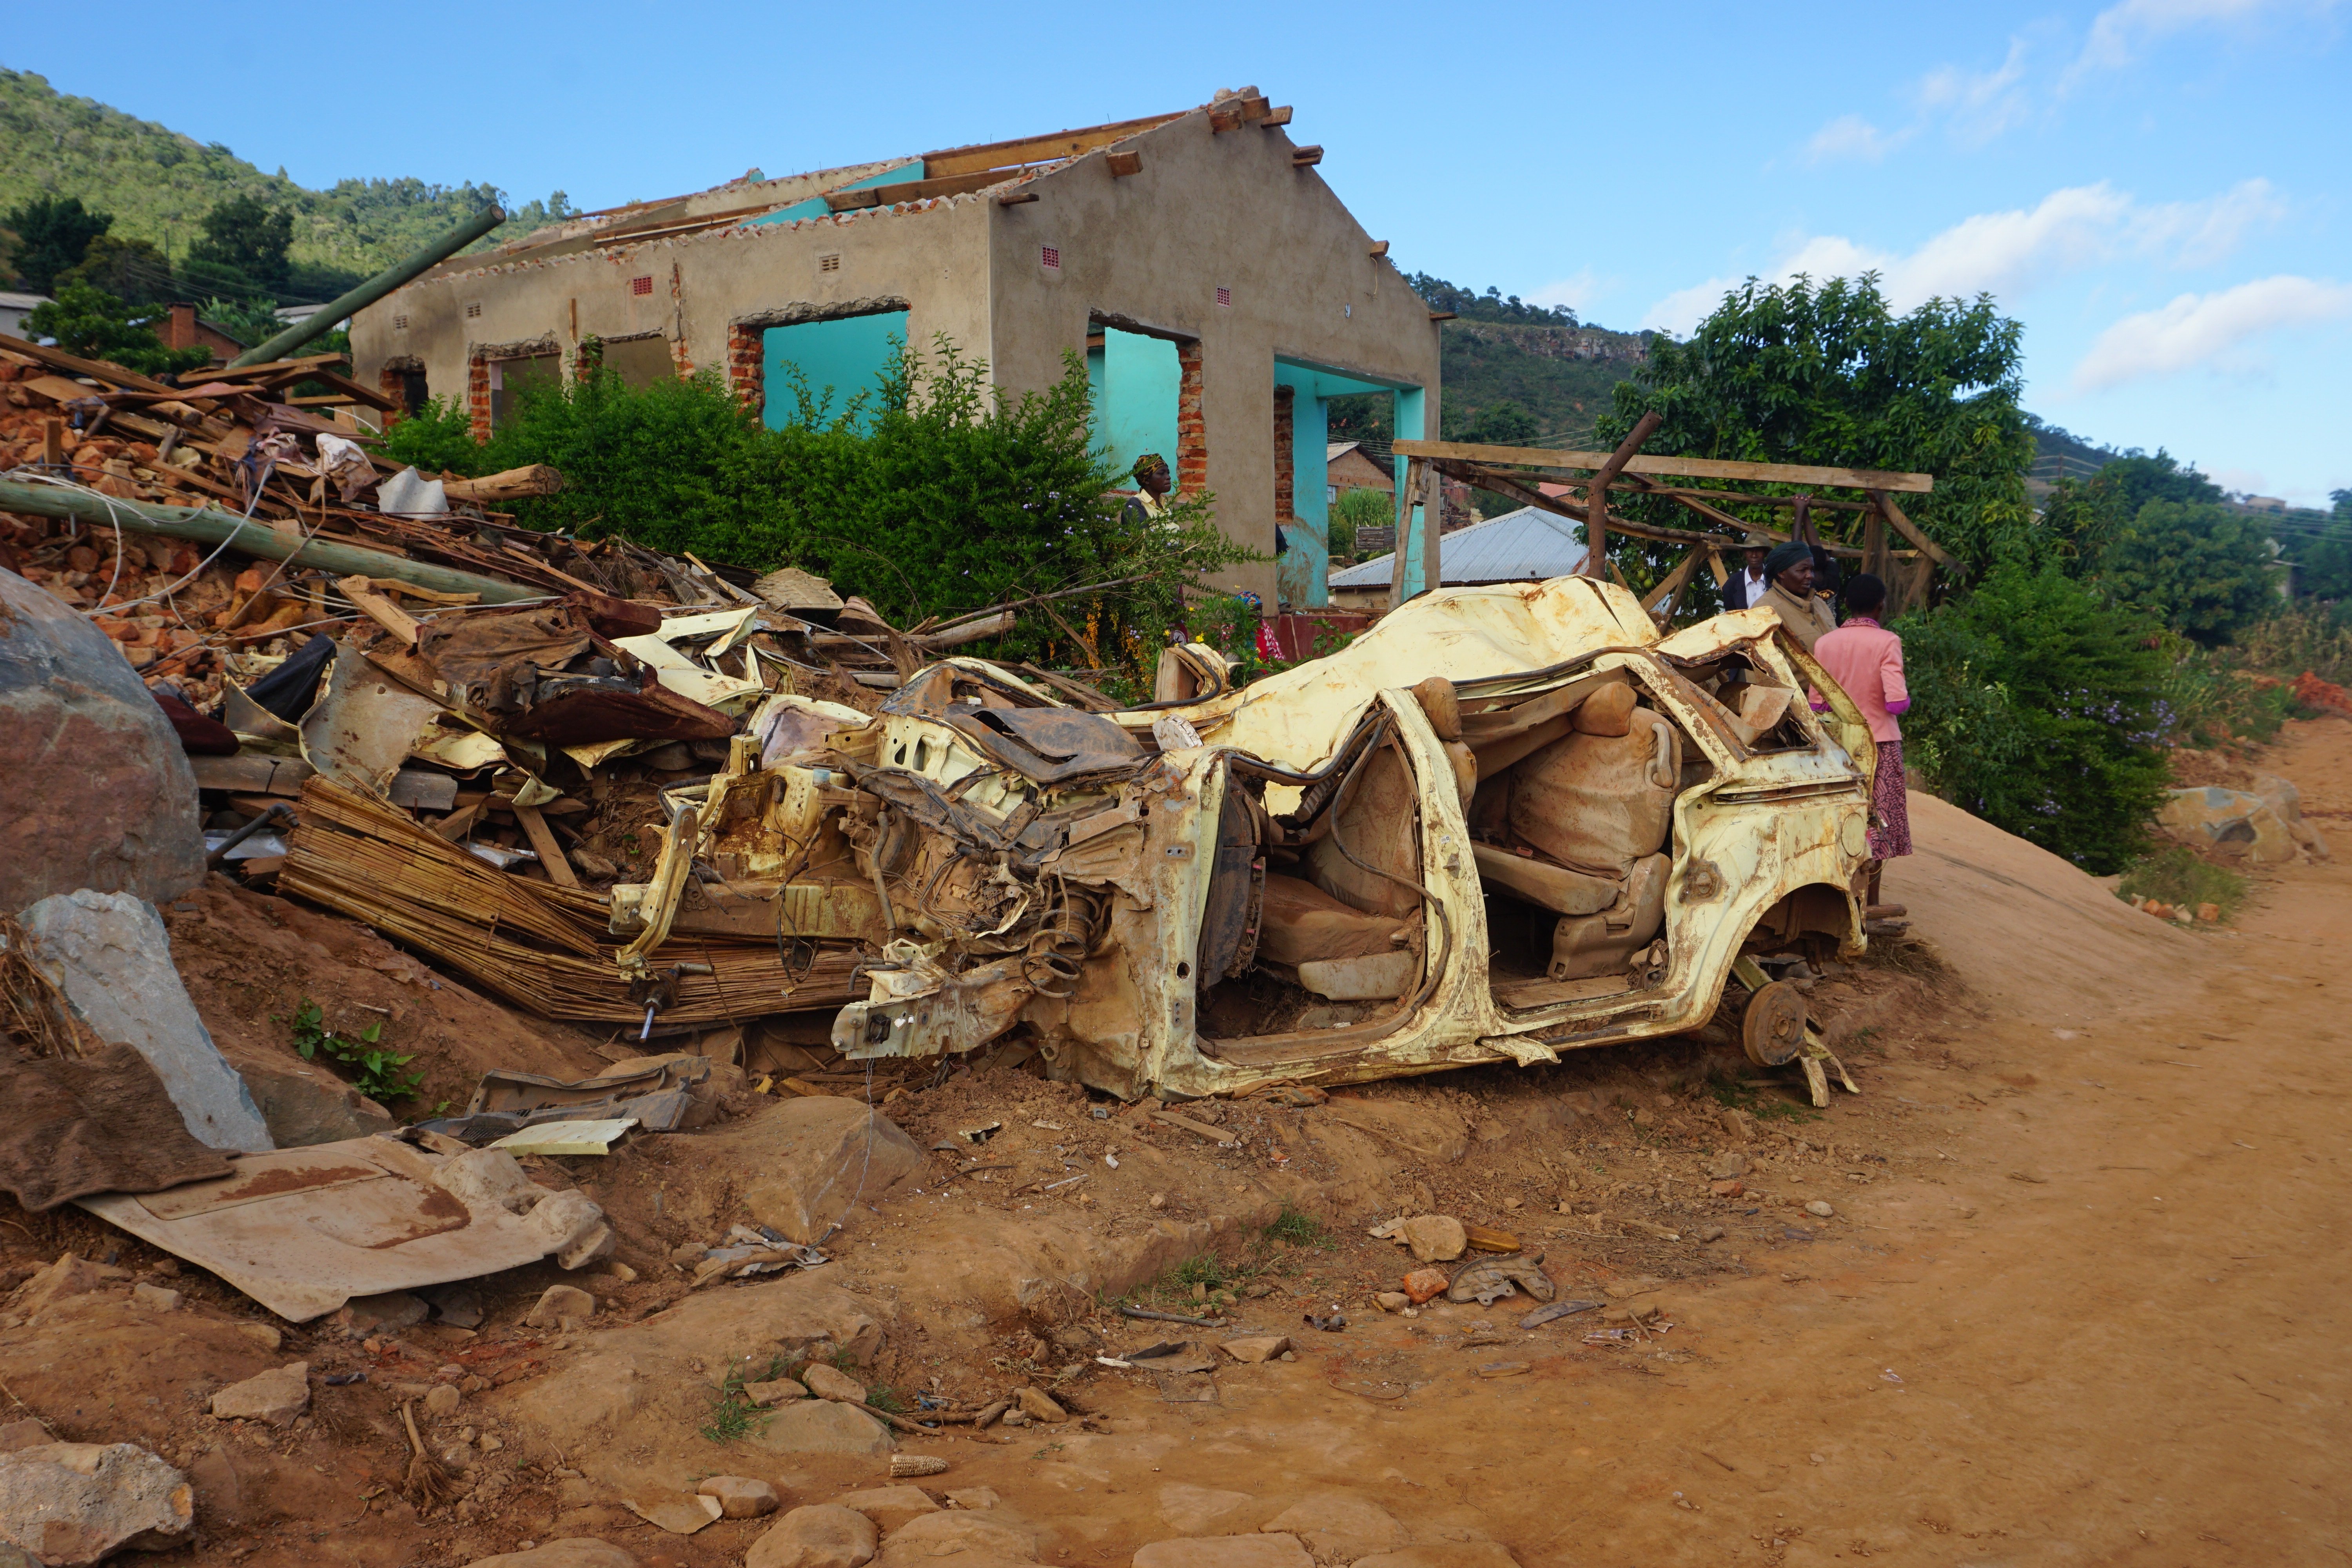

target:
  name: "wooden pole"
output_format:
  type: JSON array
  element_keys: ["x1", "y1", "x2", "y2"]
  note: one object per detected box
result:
[
  {"x1": 1419, "y1": 462, "x2": 1441, "y2": 599},
  {"x1": 1583, "y1": 411, "x2": 1662, "y2": 579}
]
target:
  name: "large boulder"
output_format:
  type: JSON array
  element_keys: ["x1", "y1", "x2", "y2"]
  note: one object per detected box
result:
[
  {"x1": 229, "y1": 1054, "x2": 395, "y2": 1147},
  {"x1": 749, "y1": 1504, "x2": 877, "y2": 1568},
  {"x1": 2156, "y1": 786, "x2": 2297, "y2": 865},
  {"x1": 0, "y1": 1441, "x2": 195, "y2": 1566},
  {"x1": 739, "y1": 1098, "x2": 926, "y2": 1244},
  {"x1": 874, "y1": 1511, "x2": 1039, "y2": 1566},
  {"x1": 750, "y1": 1400, "x2": 895, "y2": 1457},
  {"x1": 0, "y1": 566, "x2": 203, "y2": 912},
  {"x1": 462, "y1": 1542, "x2": 641, "y2": 1568},
  {"x1": 20, "y1": 888, "x2": 272, "y2": 1150}
]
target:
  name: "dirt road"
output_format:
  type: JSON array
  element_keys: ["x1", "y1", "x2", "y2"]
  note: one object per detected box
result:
[{"x1": 3, "y1": 724, "x2": 2343, "y2": 1568}]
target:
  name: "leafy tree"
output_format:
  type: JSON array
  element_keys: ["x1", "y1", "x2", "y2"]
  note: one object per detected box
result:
[
  {"x1": 1895, "y1": 563, "x2": 2172, "y2": 872},
  {"x1": 3, "y1": 194, "x2": 112, "y2": 292},
  {"x1": 1455, "y1": 398, "x2": 1540, "y2": 447},
  {"x1": 2272, "y1": 489, "x2": 2352, "y2": 604},
  {"x1": 185, "y1": 193, "x2": 293, "y2": 298},
  {"x1": 2100, "y1": 498, "x2": 2278, "y2": 645},
  {"x1": 22, "y1": 280, "x2": 209, "y2": 375},
  {"x1": 196, "y1": 296, "x2": 283, "y2": 350},
  {"x1": 58, "y1": 234, "x2": 176, "y2": 305},
  {"x1": 1406, "y1": 273, "x2": 1583, "y2": 328},
  {"x1": 1597, "y1": 274, "x2": 2035, "y2": 586}
]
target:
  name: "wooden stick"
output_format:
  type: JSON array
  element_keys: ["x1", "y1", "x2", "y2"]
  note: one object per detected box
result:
[
  {"x1": 1871, "y1": 490, "x2": 1953, "y2": 567},
  {"x1": 1641, "y1": 544, "x2": 1704, "y2": 614},
  {"x1": 1586, "y1": 412, "x2": 1661, "y2": 577},
  {"x1": 514, "y1": 804, "x2": 579, "y2": 887},
  {"x1": 336, "y1": 575, "x2": 423, "y2": 646}
]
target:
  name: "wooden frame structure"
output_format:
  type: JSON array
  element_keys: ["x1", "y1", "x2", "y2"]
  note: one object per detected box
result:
[{"x1": 1386, "y1": 427, "x2": 1946, "y2": 622}]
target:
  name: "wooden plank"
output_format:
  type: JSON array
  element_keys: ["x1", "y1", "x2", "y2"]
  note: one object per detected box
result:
[
  {"x1": 1291, "y1": 147, "x2": 1325, "y2": 167},
  {"x1": 1585, "y1": 411, "x2": 1660, "y2": 579},
  {"x1": 514, "y1": 803, "x2": 579, "y2": 887},
  {"x1": 1105, "y1": 150, "x2": 1143, "y2": 177},
  {"x1": 1394, "y1": 438, "x2": 1933, "y2": 494},
  {"x1": 297, "y1": 367, "x2": 401, "y2": 413},
  {"x1": 1641, "y1": 545, "x2": 1705, "y2": 613},
  {"x1": 826, "y1": 167, "x2": 1028, "y2": 211},
  {"x1": 445, "y1": 465, "x2": 566, "y2": 503},
  {"x1": 1419, "y1": 461, "x2": 1441, "y2": 600},
  {"x1": 189, "y1": 753, "x2": 315, "y2": 796},
  {"x1": 195, "y1": 353, "x2": 347, "y2": 384},
  {"x1": 336, "y1": 575, "x2": 422, "y2": 646},
  {"x1": 922, "y1": 113, "x2": 1183, "y2": 178},
  {"x1": 0, "y1": 331, "x2": 175, "y2": 394},
  {"x1": 1870, "y1": 490, "x2": 1954, "y2": 567}
]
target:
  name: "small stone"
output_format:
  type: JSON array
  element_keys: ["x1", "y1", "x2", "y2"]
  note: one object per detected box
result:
[
  {"x1": 1707, "y1": 1153, "x2": 1749, "y2": 1180},
  {"x1": 747, "y1": 1503, "x2": 876, "y2": 1568},
  {"x1": 336, "y1": 1292, "x2": 427, "y2": 1338},
  {"x1": 2197, "y1": 901, "x2": 2220, "y2": 923},
  {"x1": 1015, "y1": 1386, "x2": 1067, "y2": 1423},
  {"x1": 1397, "y1": 1214, "x2": 1467, "y2": 1262},
  {"x1": 1696, "y1": 1224, "x2": 1727, "y2": 1243},
  {"x1": 1134, "y1": 1533, "x2": 1314, "y2": 1568},
  {"x1": 1373, "y1": 1292, "x2": 1410, "y2": 1313},
  {"x1": 603, "y1": 1262, "x2": 638, "y2": 1283},
  {"x1": 800, "y1": 1364, "x2": 867, "y2": 1404},
  {"x1": 1400, "y1": 1268, "x2": 1449, "y2": 1305},
  {"x1": 946, "y1": 1485, "x2": 1000, "y2": 1510},
  {"x1": 624, "y1": 1489, "x2": 723, "y2": 1535},
  {"x1": 131, "y1": 1283, "x2": 180, "y2": 1312},
  {"x1": 832, "y1": 1484, "x2": 940, "y2": 1533},
  {"x1": 526, "y1": 1284, "x2": 597, "y2": 1329},
  {"x1": 425, "y1": 1384, "x2": 462, "y2": 1417},
  {"x1": 458, "y1": 1541, "x2": 639, "y2": 1568},
  {"x1": 428, "y1": 1286, "x2": 485, "y2": 1329},
  {"x1": 670, "y1": 1241, "x2": 708, "y2": 1265},
  {"x1": 210, "y1": 1363, "x2": 309, "y2": 1428},
  {"x1": 698, "y1": 1474, "x2": 781, "y2": 1518},
  {"x1": 1219, "y1": 1335, "x2": 1292, "y2": 1365},
  {"x1": 236, "y1": 1323, "x2": 282, "y2": 1352},
  {"x1": 1805, "y1": 1200, "x2": 1835, "y2": 1219},
  {"x1": 1000, "y1": 1409, "x2": 1033, "y2": 1427},
  {"x1": 1710, "y1": 1179, "x2": 1745, "y2": 1198},
  {"x1": 746, "y1": 1378, "x2": 808, "y2": 1406},
  {"x1": 13, "y1": 1254, "x2": 127, "y2": 1316},
  {"x1": 1718, "y1": 1108, "x2": 1755, "y2": 1144}
]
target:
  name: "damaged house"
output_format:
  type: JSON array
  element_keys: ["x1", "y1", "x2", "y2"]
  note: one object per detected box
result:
[{"x1": 347, "y1": 91, "x2": 1444, "y2": 612}]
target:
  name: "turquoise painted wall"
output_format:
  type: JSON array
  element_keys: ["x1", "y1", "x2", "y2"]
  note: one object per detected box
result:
[
  {"x1": 1093, "y1": 328, "x2": 1181, "y2": 481},
  {"x1": 747, "y1": 162, "x2": 927, "y2": 227},
  {"x1": 1393, "y1": 386, "x2": 1429, "y2": 597},
  {"x1": 1273, "y1": 360, "x2": 1424, "y2": 608},
  {"x1": 763, "y1": 311, "x2": 907, "y2": 430}
]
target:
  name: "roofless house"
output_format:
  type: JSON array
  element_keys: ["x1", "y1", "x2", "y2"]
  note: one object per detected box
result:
[{"x1": 349, "y1": 92, "x2": 1443, "y2": 610}]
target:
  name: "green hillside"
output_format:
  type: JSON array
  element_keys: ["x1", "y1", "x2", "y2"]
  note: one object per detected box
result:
[{"x1": 0, "y1": 67, "x2": 573, "y2": 302}]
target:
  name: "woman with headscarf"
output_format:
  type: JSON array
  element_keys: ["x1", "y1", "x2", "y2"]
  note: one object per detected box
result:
[{"x1": 1756, "y1": 540, "x2": 1836, "y2": 651}]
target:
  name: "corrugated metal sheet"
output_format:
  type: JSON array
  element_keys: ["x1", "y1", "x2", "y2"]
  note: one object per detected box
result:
[{"x1": 1328, "y1": 506, "x2": 1589, "y2": 588}]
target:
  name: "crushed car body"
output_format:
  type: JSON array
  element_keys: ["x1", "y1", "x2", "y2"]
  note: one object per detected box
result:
[{"x1": 612, "y1": 576, "x2": 1879, "y2": 1099}]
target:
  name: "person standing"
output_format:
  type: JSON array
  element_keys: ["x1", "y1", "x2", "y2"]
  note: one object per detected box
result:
[
  {"x1": 1756, "y1": 540, "x2": 1835, "y2": 651},
  {"x1": 1812, "y1": 573, "x2": 1911, "y2": 908},
  {"x1": 1720, "y1": 534, "x2": 1773, "y2": 610}
]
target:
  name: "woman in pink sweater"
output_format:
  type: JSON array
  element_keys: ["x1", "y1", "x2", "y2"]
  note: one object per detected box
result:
[{"x1": 1811, "y1": 574, "x2": 1910, "y2": 909}]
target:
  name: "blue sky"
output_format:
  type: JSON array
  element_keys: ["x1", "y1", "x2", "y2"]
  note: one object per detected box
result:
[{"x1": 11, "y1": 0, "x2": 2347, "y2": 503}]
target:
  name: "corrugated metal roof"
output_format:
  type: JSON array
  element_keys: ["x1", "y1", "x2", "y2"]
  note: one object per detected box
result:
[{"x1": 1328, "y1": 505, "x2": 1589, "y2": 588}]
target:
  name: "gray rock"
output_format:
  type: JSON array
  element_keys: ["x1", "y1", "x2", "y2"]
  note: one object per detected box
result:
[
  {"x1": 740, "y1": 1098, "x2": 926, "y2": 1245},
  {"x1": 19, "y1": 889, "x2": 272, "y2": 1150},
  {"x1": 0, "y1": 1441, "x2": 195, "y2": 1566},
  {"x1": 527, "y1": 1285, "x2": 597, "y2": 1329},
  {"x1": 210, "y1": 1362, "x2": 309, "y2": 1428},
  {"x1": 230, "y1": 1054, "x2": 394, "y2": 1147},
  {"x1": 872, "y1": 1512, "x2": 1036, "y2": 1565},
  {"x1": 697, "y1": 1474, "x2": 780, "y2": 1519},
  {"x1": 748, "y1": 1503, "x2": 876, "y2": 1568},
  {"x1": 336, "y1": 1291, "x2": 428, "y2": 1337},
  {"x1": 800, "y1": 1363, "x2": 866, "y2": 1404},
  {"x1": 0, "y1": 566, "x2": 203, "y2": 914},
  {"x1": 750, "y1": 1400, "x2": 895, "y2": 1457},
  {"x1": 1134, "y1": 1535, "x2": 1311, "y2": 1568}
]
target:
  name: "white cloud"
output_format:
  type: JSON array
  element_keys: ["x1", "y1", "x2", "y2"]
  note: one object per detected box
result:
[
  {"x1": 1639, "y1": 179, "x2": 2289, "y2": 333},
  {"x1": 1917, "y1": 38, "x2": 2033, "y2": 144},
  {"x1": 2066, "y1": 0, "x2": 2334, "y2": 83},
  {"x1": 2072, "y1": 275, "x2": 2352, "y2": 388},
  {"x1": 1529, "y1": 269, "x2": 1607, "y2": 313},
  {"x1": 1805, "y1": 114, "x2": 1909, "y2": 165}
]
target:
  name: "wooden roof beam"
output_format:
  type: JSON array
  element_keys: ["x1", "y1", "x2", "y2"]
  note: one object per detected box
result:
[
  {"x1": 922, "y1": 113, "x2": 1183, "y2": 179},
  {"x1": 1395, "y1": 437, "x2": 1933, "y2": 494}
]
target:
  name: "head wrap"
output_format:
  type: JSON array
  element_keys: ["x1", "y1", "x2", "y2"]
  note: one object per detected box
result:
[
  {"x1": 1132, "y1": 452, "x2": 1169, "y2": 479},
  {"x1": 1761, "y1": 540, "x2": 1813, "y2": 583}
]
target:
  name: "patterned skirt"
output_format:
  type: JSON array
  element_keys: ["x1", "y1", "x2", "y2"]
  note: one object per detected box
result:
[{"x1": 1869, "y1": 739, "x2": 1913, "y2": 859}]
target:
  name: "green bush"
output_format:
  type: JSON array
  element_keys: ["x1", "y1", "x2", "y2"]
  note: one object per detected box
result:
[
  {"x1": 1329, "y1": 486, "x2": 1392, "y2": 557},
  {"x1": 2225, "y1": 603, "x2": 2352, "y2": 686},
  {"x1": 24, "y1": 280, "x2": 211, "y2": 377},
  {"x1": 379, "y1": 338, "x2": 1256, "y2": 697},
  {"x1": 2101, "y1": 498, "x2": 2278, "y2": 646},
  {"x1": 1895, "y1": 564, "x2": 2172, "y2": 873},
  {"x1": 2162, "y1": 642, "x2": 2295, "y2": 750}
]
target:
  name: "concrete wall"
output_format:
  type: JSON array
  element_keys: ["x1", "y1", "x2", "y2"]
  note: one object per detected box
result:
[
  {"x1": 984, "y1": 106, "x2": 1440, "y2": 606},
  {"x1": 350, "y1": 102, "x2": 1440, "y2": 610}
]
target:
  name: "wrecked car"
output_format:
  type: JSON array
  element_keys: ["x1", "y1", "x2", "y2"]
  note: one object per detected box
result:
[{"x1": 612, "y1": 577, "x2": 1877, "y2": 1099}]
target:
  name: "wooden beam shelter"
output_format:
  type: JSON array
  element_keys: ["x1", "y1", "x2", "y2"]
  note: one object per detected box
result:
[{"x1": 1392, "y1": 438, "x2": 1934, "y2": 495}]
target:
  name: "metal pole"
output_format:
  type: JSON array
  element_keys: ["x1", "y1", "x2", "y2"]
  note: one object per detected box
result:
[{"x1": 229, "y1": 204, "x2": 506, "y2": 369}]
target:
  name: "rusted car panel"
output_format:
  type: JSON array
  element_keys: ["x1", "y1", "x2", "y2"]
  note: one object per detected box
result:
[{"x1": 613, "y1": 578, "x2": 1872, "y2": 1099}]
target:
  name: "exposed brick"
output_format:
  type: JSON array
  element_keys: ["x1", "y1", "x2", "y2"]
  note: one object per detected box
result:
[
  {"x1": 1272, "y1": 383, "x2": 1295, "y2": 521},
  {"x1": 726, "y1": 322, "x2": 765, "y2": 421},
  {"x1": 466, "y1": 356, "x2": 491, "y2": 443},
  {"x1": 377, "y1": 368, "x2": 407, "y2": 428},
  {"x1": 1175, "y1": 339, "x2": 1207, "y2": 497}
]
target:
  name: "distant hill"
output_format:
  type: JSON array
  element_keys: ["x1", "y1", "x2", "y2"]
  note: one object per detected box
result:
[{"x1": 0, "y1": 67, "x2": 573, "y2": 302}]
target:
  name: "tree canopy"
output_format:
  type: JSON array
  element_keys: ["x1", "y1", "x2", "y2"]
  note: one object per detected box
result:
[
  {"x1": 1597, "y1": 274, "x2": 2035, "y2": 583},
  {"x1": 2098, "y1": 498, "x2": 2278, "y2": 646},
  {"x1": 22, "y1": 280, "x2": 209, "y2": 376},
  {"x1": 4, "y1": 193, "x2": 111, "y2": 292}
]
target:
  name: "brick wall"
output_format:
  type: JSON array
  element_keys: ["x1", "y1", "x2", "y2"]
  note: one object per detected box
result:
[
  {"x1": 377, "y1": 368, "x2": 407, "y2": 427},
  {"x1": 726, "y1": 323, "x2": 765, "y2": 421},
  {"x1": 1272, "y1": 384, "x2": 1294, "y2": 521},
  {"x1": 1176, "y1": 339, "x2": 1207, "y2": 497},
  {"x1": 466, "y1": 356, "x2": 491, "y2": 443}
]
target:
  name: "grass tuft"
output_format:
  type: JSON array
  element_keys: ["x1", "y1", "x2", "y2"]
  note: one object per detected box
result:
[
  {"x1": 1261, "y1": 1205, "x2": 1335, "y2": 1250},
  {"x1": 2117, "y1": 846, "x2": 2249, "y2": 922}
]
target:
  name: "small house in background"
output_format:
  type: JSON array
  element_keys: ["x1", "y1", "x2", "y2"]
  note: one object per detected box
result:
[
  {"x1": 1325, "y1": 504, "x2": 1589, "y2": 611},
  {"x1": 0, "y1": 292, "x2": 51, "y2": 339},
  {"x1": 1324, "y1": 439, "x2": 1394, "y2": 501},
  {"x1": 154, "y1": 303, "x2": 247, "y2": 366},
  {"x1": 350, "y1": 89, "x2": 1443, "y2": 610}
]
